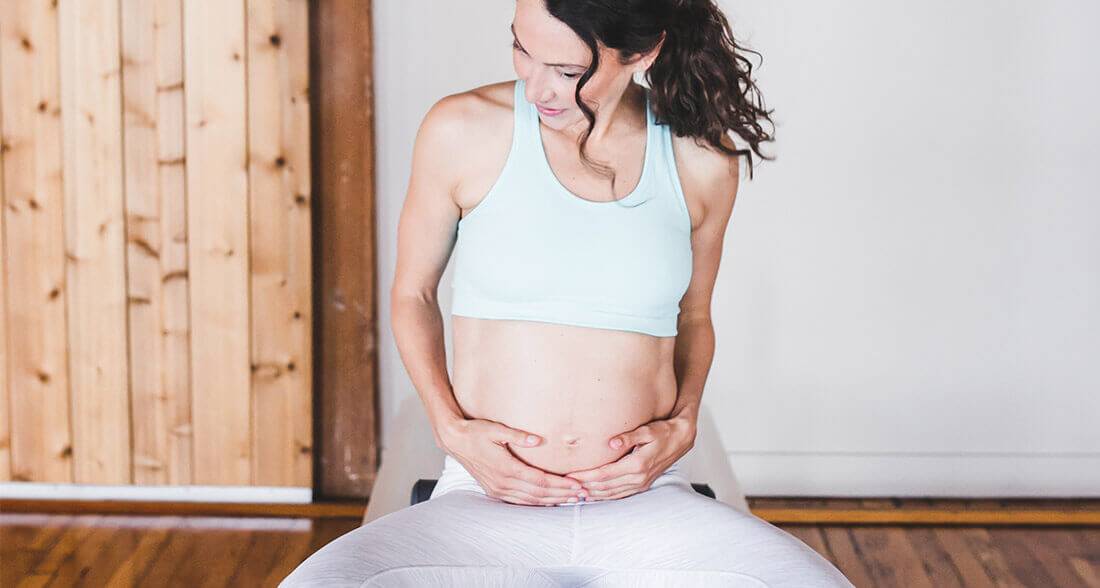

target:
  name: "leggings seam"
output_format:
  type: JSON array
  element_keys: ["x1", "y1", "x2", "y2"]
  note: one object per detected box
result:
[{"x1": 569, "y1": 503, "x2": 580, "y2": 564}]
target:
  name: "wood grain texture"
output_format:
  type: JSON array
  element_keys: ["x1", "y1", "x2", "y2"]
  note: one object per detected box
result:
[
  {"x1": 0, "y1": 18, "x2": 9, "y2": 482},
  {"x1": 0, "y1": 0, "x2": 74, "y2": 484},
  {"x1": 121, "y1": 0, "x2": 194, "y2": 487},
  {"x1": 3, "y1": 510, "x2": 1099, "y2": 587},
  {"x1": 850, "y1": 526, "x2": 935, "y2": 587},
  {"x1": 59, "y1": 0, "x2": 132, "y2": 486},
  {"x1": 1, "y1": 0, "x2": 315, "y2": 491},
  {"x1": 183, "y1": 0, "x2": 253, "y2": 486},
  {"x1": 246, "y1": 0, "x2": 314, "y2": 488},
  {"x1": 312, "y1": 0, "x2": 380, "y2": 500},
  {"x1": 820, "y1": 527, "x2": 877, "y2": 588}
]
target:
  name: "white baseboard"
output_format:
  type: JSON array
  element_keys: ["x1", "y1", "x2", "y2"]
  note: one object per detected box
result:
[
  {"x1": 5, "y1": 453, "x2": 1096, "y2": 501},
  {"x1": 728, "y1": 451, "x2": 1100, "y2": 496},
  {"x1": 0, "y1": 482, "x2": 312, "y2": 503}
]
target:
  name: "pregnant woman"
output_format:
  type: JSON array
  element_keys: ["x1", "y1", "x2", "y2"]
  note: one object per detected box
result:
[{"x1": 283, "y1": 1, "x2": 854, "y2": 586}]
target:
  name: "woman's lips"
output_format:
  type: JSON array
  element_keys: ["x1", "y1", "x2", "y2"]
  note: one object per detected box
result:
[{"x1": 537, "y1": 104, "x2": 564, "y2": 116}]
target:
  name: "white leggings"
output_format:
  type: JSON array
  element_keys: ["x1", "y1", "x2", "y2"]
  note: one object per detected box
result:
[{"x1": 280, "y1": 455, "x2": 855, "y2": 587}]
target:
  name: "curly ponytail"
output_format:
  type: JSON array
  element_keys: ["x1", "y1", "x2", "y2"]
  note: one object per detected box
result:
[
  {"x1": 648, "y1": 0, "x2": 774, "y2": 179},
  {"x1": 545, "y1": 0, "x2": 776, "y2": 181}
]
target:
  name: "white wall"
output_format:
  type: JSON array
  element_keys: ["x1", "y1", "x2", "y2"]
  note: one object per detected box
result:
[{"x1": 373, "y1": 1, "x2": 1100, "y2": 496}]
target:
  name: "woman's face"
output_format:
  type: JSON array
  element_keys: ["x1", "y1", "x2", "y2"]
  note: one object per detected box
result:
[{"x1": 511, "y1": 0, "x2": 636, "y2": 129}]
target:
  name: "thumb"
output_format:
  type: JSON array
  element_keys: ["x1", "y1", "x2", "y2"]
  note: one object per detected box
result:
[{"x1": 501, "y1": 425, "x2": 541, "y2": 447}]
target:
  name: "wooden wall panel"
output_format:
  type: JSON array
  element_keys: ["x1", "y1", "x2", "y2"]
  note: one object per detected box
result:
[
  {"x1": 121, "y1": 0, "x2": 193, "y2": 486},
  {"x1": 246, "y1": 0, "x2": 313, "y2": 487},
  {"x1": 183, "y1": 0, "x2": 252, "y2": 486},
  {"x1": 0, "y1": 0, "x2": 315, "y2": 491},
  {"x1": 0, "y1": 31, "x2": 8, "y2": 481},
  {"x1": 0, "y1": 0, "x2": 74, "y2": 484},
  {"x1": 313, "y1": 0, "x2": 379, "y2": 498},
  {"x1": 59, "y1": 0, "x2": 131, "y2": 485}
]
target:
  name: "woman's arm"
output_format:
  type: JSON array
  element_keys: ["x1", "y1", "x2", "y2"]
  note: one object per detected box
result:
[
  {"x1": 669, "y1": 137, "x2": 742, "y2": 430},
  {"x1": 390, "y1": 96, "x2": 470, "y2": 447},
  {"x1": 670, "y1": 317, "x2": 715, "y2": 427},
  {"x1": 391, "y1": 296, "x2": 464, "y2": 448}
]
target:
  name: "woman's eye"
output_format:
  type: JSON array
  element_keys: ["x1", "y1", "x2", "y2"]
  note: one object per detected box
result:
[{"x1": 510, "y1": 40, "x2": 578, "y2": 79}]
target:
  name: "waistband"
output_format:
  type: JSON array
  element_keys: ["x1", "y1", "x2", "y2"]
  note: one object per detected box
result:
[{"x1": 429, "y1": 452, "x2": 692, "y2": 506}]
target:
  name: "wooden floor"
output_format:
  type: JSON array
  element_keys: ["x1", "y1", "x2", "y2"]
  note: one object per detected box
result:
[{"x1": 4, "y1": 500, "x2": 1099, "y2": 587}]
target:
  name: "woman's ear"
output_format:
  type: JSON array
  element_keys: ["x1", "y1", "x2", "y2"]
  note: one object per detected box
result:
[{"x1": 634, "y1": 32, "x2": 666, "y2": 75}]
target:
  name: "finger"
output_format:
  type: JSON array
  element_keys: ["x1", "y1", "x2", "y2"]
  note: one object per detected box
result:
[
  {"x1": 496, "y1": 425, "x2": 542, "y2": 448},
  {"x1": 487, "y1": 445, "x2": 582, "y2": 496},
  {"x1": 510, "y1": 464, "x2": 586, "y2": 494},
  {"x1": 509, "y1": 473, "x2": 588, "y2": 500},
  {"x1": 495, "y1": 487, "x2": 578, "y2": 506},
  {"x1": 587, "y1": 478, "x2": 647, "y2": 499},
  {"x1": 611, "y1": 424, "x2": 655, "y2": 449},
  {"x1": 512, "y1": 481, "x2": 586, "y2": 502},
  {"x1": 571, "y1": 456, "x2": 643, "y2": 486},
  {"x1": 489, "y1": 452, "x2": 586, "y2": 499},
  {"x1": 494, "y1": 492, "x2": 540, "y2": 506},
  {"x1": 584, "y1": 478, "x2": 631, "y2": 494},
  {"x1": 590, "y1": 486, "x2": 645, "y2": 501},
  {"x1": 483, "y1": 483, "x2": 540, "y2": 505},
  {"x1": 588, "y1": 475, "x2": 653, "y2": 500}
]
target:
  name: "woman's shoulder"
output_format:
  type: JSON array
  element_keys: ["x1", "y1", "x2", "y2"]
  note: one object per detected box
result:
[
  {"x1": 415, "y1": 80, "x2": 516, "y2": 173},
  {"x1": 421, "y1": 79, "x2": 517, "y2": 140},
  {"x1": 668, "y1": 131, "x2": 742, "y2": 231},
  {"x1": 414, "y1": 81, "x2": 519, "y2": 213}
]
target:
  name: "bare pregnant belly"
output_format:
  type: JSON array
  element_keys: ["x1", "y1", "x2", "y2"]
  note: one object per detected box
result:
[{"x1": 451, "y1": 316, "x2": 679, "y2": 475}]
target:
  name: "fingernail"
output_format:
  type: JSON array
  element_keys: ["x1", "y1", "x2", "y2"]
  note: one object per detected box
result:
[
  {"x1": 527, "y1": 435, "x2": 538, "y2": 445},
  {"x1": 611, "y1": 438, "x2": 623, "y2": 448}
]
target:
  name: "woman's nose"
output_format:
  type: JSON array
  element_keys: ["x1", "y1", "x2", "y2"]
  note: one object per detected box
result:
[
  {"x1": 524, "y1": 73, "x2": 553, "y2": 105},
  {"x1": 525, "y1": 85, "x2": 546, "y2": 105}
]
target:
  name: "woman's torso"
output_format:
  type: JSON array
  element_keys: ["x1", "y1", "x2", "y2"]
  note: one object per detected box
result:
[
  {"x1": 448, "y1": 79, "x2": 694, "y2": 475},
  {"x1": 452, "y1": 317, "x2": 678, "y2": 475}
]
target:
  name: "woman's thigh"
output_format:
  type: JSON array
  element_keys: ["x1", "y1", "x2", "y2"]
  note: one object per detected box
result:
[
  {"x1": 279, "y1": 490, "x2": 577, "y2": 587},
  {"x1": 573, "y1": 484, "x2": 855, "y2": 587}
]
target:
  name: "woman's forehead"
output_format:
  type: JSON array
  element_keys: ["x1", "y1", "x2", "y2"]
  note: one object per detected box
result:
[{"x1": 511, "y1": 4, "x2": 593, "y2": 65}]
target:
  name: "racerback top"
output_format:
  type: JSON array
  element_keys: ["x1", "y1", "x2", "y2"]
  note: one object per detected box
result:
[{"x1": 449, "y1": 78, "x2": 693, "y2": 337}]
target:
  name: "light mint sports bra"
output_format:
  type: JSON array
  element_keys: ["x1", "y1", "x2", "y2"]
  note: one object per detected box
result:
[{"x1": 450, "y1": 78, "x2": 693, "y2": 337}]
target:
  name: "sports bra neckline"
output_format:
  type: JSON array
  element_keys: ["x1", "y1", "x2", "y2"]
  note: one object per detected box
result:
[{"x1": 525, "y1": 79, "x2": 655, "y2": 208}]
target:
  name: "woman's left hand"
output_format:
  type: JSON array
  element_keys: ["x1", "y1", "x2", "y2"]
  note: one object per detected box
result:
[{"x1": 564, "y1": 412, "x2": 698, "y2": 502}]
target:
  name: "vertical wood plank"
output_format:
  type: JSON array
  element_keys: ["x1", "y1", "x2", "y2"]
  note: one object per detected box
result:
[
  {"x1": 120, "y1": 0, "x2": 194, "y2": 486},
  {"x1": 0, "y1": 28, "x2": 8, "y2": 481},
  {"x1": 313, "y1": 0, "x2": 379, "y2": 499},
  {"x1": 246, "y1": 0, "x2": 313, "y2": 487},
  {"x1": 183, "y1": 0, "x2": 252, "y2": 485},
  {"x1": 59, "y1": 0, "x2": 131, "y2": 487},
  {"x1": 0, "y1": 0, "x2": 74, "y2": 483}
]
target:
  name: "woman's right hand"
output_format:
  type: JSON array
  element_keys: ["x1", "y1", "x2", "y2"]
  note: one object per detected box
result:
[{"x1": 438, "y1": 417, "x2": 588, "y2": 506}]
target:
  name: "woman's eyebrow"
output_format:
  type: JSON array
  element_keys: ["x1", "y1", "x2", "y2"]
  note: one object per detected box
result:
[{"x1": 510, "y1": 23, "x2": 586, "y2": 68}]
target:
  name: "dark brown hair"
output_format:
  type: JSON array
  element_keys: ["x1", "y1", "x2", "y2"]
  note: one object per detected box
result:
[{"x1": 544, "y1": 0, "x2": 775, "y2": 190}]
